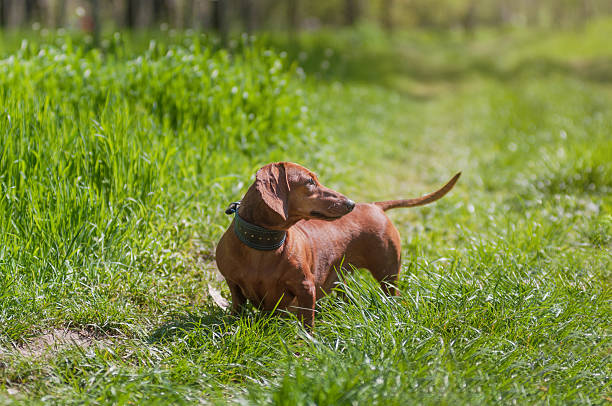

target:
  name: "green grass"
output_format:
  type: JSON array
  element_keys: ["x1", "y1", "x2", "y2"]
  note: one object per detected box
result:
[{"x1": 1, "y1": 20, "x2": 611, "y2": 405}]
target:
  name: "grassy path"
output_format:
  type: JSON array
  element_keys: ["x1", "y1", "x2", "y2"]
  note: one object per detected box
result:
[{"x1": 274, "y1": 27, "x2": 612, "y2": 403}]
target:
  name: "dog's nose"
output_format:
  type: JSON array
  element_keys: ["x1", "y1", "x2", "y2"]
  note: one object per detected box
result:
[{"x1": 345, "y1": 199, "x2": 355, "y2": 212}]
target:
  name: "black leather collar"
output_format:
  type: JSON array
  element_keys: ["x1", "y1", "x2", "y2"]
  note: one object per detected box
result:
[{"x1": 232, "y1": 211, "x2": 286, "y2": 251}]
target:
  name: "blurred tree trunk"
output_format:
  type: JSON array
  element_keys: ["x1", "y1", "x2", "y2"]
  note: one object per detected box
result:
[
  {"x1": 380, "y1": 0, "x2": 392, "y2": 31},
  {"x1": 136, "y1": 0, "x2": 154, "y2": 27},
  {"x1": 126, "y1": 0, "x2": 137, "y2": 27},
  {"x1": 525, "y1": 0, "x2": 538, "y2": 26},
  {"x1": 169, "y1": 0, "x2": 182, "y2": 28},
  {"x1": 0, "y1": 0, "x2": 5, "y2": 27},
  {"x1": 344, "y1": 0, "x2": 358, "y2": 25},
  {"x1": 25, "y1": 0, "x2": 37, "y2": 23},
  {"x1": 287, "y1": 0, "x2": 299, "y2": 36},
  {"x1": 497, "y1": 1, "x2": 512, "y2": 25},
  {"x1": 259, "y1": 0, "x2": 278, "y2": 26},
  {"x1": 241, "y1": 0, "x2": 254, "y2": 33},
  {"x1": 153, "y1": 0, "x2": 168, "y2": 25},
  {"x1": 580, "y1": 0, "x2": 593, "y2": 24},
  {"x1": 192, "y1": 0, "x2": 207, "y2": 29},
  {"x1": 90, "y1": 0, "x2": 100, "y2": 44},
  {"x1": 55, "y1": 0, "x2": 66, "y2": 28},
  {"x1": 8, "y1": 0, "x2": 26, "y2": 27},
  {"x1": 461, "y1": 1, "x2": 476, "y2": 33},
  {"x1": 552, "y1": 1, "x2": 564, "y2": 26},
  {"x1": 184, "y1": 0, "x2": 195, "y2": 28},
  {"x1": 212, "y1": 0, "x2": 228, "y2": 46}
]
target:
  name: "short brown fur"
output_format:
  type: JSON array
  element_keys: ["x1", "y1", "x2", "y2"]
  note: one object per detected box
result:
[{"x1": 215, "y1": 162, "x2": 460, "y2": 328}]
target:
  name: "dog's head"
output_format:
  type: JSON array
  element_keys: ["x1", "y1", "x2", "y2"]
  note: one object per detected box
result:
[{"x1": 254, "y1": 162, "x2": 355, "y2": 225}]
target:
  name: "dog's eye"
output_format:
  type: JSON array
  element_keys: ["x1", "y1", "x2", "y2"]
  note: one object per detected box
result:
[{"x1": 306, "y1": 178, "x2": 316, "y2": 186}]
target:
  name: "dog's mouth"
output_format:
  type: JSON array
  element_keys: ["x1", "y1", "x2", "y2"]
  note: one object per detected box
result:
[{"x1": 309, "y1": 211, "x2": 343, "y2": 220}]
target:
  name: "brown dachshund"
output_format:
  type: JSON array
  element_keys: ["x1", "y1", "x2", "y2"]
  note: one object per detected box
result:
[{"x1": 215, "y1": 162, "x2": 460, "y2": 327}]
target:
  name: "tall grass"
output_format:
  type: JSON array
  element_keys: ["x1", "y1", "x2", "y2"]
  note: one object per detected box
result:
[{"x1": 0, "y1": 34, "x2": 318, "y2": 340}]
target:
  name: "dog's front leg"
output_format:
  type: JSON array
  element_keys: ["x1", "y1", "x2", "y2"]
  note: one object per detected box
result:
[
  {"x1": 292, "y1": 279, "x2": 316, "y2": 329},
  {"x1": 227, "y1": 281, "x2": 247, "y2": 314}
]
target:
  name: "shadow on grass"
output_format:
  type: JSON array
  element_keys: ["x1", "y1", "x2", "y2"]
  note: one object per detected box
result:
[
  {"x1": 147, "y1": 305, "x2": 298, "y2": 344},
  {"x1": 147, "y1": 306, "x2": 234, "y2": 344}
]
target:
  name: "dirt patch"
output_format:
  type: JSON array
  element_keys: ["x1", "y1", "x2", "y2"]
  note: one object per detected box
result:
[{"x1": 12, "y1": 329, "x2": 101, "y2": 359}]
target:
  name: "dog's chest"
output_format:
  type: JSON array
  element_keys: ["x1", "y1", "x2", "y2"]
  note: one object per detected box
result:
[{"x1": 234, "y1": 261, "x2": 296, "y2": 309}]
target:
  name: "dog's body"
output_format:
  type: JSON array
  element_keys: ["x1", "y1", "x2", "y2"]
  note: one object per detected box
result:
[{"x1": 215, "y1": 162, "x2": 460, "y2": 327}]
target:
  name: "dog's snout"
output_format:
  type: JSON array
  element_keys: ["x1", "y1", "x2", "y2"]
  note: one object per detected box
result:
[{"x1": 345, "y1": 199, "x2": 355, "y2": 212}]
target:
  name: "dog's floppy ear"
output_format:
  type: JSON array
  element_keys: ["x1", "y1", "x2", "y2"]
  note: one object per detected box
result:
[{"x1": 255, "y1": 162, "x2": 290, "y2": 221}]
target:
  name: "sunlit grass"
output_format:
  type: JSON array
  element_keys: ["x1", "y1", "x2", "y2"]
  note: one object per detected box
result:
[{"x1": 1, "y1": 21, "x2": 611, "y2": 404}]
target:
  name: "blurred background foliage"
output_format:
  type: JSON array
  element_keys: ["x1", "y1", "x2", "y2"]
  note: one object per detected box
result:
[{"x1": 0, "y1": 0, "x2": 611, "y2": 35}]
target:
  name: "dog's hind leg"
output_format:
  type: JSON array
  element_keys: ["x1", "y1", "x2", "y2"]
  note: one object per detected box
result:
[
  {"x1": 365, "y1": 227, "x2": 402, "y2": 296},
  {"x1": 368, "y1": 261, "x2": 401, "y2": 296}
]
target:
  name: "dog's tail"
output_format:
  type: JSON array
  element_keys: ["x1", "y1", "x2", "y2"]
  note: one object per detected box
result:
[{"x1": 374, "y1": 172, "x2": 461, "y2": 211}]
